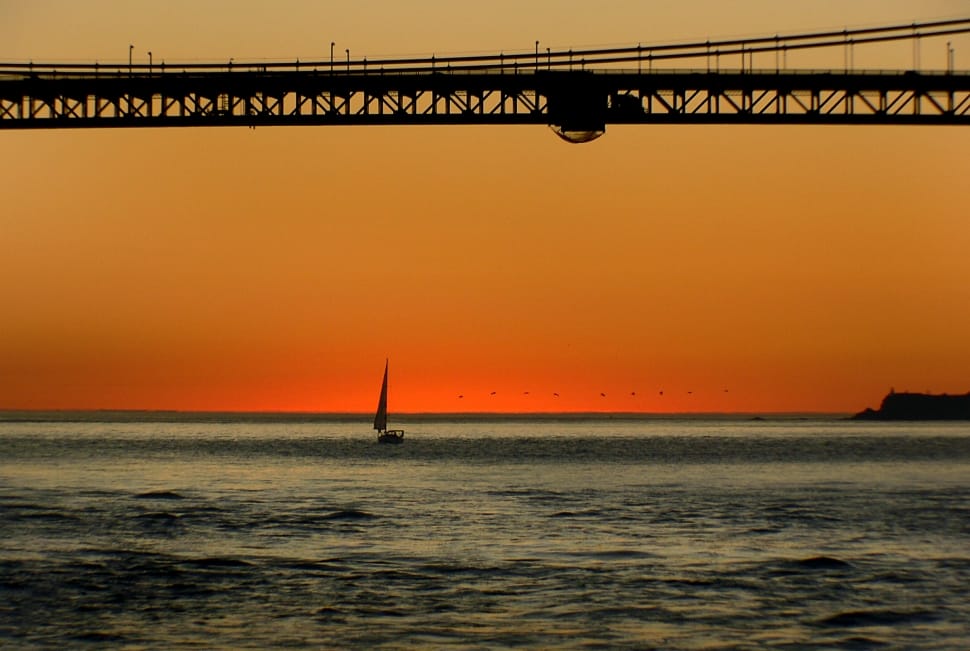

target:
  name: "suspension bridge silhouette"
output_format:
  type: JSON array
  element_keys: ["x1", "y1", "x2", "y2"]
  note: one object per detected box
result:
[{"x1": 2, "y1": 19, "x2": 969, "y2": 141}]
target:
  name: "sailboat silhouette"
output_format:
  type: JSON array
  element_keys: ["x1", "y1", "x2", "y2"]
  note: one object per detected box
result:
[{"x1": 374, "y1": 360, "x2": 405, "y2": 444}]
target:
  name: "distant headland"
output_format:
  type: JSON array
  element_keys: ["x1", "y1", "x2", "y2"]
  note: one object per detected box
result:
[{"x1": 853, "y1": 390, "x2": 970, "y2": 420}]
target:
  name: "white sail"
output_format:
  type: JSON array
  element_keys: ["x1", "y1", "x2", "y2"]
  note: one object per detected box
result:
[{"x1": 373, "y1": 359, "x2": 389, "y2": 433}]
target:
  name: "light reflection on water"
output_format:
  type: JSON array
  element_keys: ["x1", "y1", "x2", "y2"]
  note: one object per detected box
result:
[{"x1": 1, "y1": 417, "x2": 969, "y2": 649}]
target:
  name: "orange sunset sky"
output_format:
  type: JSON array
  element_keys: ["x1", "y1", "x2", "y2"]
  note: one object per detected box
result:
[{"x1": 2, "y1": 1, "x2": 969, "y2": 413}]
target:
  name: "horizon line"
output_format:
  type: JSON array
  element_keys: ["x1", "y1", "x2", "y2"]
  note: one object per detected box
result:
[{"x1": 0, "y1": 407, "x2": 852, "y2": 419}]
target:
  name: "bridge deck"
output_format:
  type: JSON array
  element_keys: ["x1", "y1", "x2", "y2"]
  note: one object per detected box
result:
[{"x1": 2, "y1": 68, "x2": 969, "y2": 131}]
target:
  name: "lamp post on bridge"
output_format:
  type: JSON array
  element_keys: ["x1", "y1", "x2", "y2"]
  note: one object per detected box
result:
[
  {"x1": 330, "y1": 42, "x2": 335, "y2": 74},
  {"x1": 128, "y1": 44, "x2": 133, "y2": 76},
  {"x1": 148, "y1": 51, "x2": 152, "y2": 76},
  {"x1": 346, "y1": 49, "x2": 350, "y2": 73},
  {"x1": 913, "y1": 25, "x2": 921, "y2": 71}
]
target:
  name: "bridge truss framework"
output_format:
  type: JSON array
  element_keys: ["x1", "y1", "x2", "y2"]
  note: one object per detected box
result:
[
  {"x1": 2, "y1": 70, "x2": 969, "y2": 130},
  {"x1": 2, "y1": 18, "x2": 970, "y2": 135}
]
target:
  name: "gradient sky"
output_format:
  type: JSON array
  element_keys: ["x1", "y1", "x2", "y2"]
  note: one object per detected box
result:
[{"x1": 2, "y1": 1, "x2": 969, "y2": 413}]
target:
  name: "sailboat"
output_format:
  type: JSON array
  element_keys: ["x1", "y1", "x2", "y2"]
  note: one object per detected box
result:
[{"x1": 374, "y1": 360, "x2": 405, "y2": 444}]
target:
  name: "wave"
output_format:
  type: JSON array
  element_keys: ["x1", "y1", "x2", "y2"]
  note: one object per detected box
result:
[
  {"x1": 321, "y1": 509, "x2": 377, "y2": 521},
  {"x1": 549, "y1": 508, "x2": 607, "y2": 518},
  {"x1": 182, "y1": 557, "x2": 253, "y2": 569},
  {"x1": 818, "y1": 608, "x2": 939, "y2": 627},
  {"x1": 71, "y1": 631, "x2": 129, "y2": 644},
  {"x1": 827, "y1": 636, "x2": 891, "y2": 648},
  {"x1": 133, "y1": 490, "x2": 185, "y2": 500},
  {"x1": 135, "y1": 511, "x2": 181, "y2": 522},
  {"x1": 563, "y1": 549, "x2": 657, "y2": 561},
  {"x1": 757, "y1": 556, "x2": 855, "y2": 578},
  {"x1": 6, "y1": 509, "x2": 80, "y2": 523},
  {"x1": 793, "y1": 556, "x2": 853, "y2": 570}
]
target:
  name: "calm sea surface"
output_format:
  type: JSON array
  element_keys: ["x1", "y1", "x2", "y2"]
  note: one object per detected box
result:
[{"x1": 1, "y1": 414, "x2": 969, "y2": 649}]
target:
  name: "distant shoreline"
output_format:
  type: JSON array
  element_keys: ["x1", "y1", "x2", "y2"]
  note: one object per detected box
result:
[{"x1": 853, "y1": 391, "x2": 970, "y2": 421}]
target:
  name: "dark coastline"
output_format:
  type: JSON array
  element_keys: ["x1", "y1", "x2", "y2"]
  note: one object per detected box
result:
[{"x1": 853, "y1": 391, "x2": 970, "y2": 421}]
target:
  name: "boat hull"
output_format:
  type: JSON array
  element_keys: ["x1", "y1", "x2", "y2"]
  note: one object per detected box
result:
[{"x1": 377, "y1": 430, "x2": 405, "y2": 444}]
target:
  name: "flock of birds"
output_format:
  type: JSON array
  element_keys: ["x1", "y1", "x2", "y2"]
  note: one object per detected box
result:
[{"x1": 455, "y1": 389, "x2": 729, "y2": 399}]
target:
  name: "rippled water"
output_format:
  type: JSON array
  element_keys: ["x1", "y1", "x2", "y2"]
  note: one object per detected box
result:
[{"x1": 2, "y1": 415, "x2": 969, "y2": 649}]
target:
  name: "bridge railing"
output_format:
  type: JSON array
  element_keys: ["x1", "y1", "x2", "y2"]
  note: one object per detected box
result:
[{"x1": 2, "y1": 67, "x2": 969, "y2": 82}]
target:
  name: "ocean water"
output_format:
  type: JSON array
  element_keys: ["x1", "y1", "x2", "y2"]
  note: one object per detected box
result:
[{"x1": 1, "y1": 414, "x2": 969, "y2": 649}]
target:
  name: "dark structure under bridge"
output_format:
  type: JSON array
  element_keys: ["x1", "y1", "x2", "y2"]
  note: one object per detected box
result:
[{"x1": 3, "y1": 19, "x2": 970, "y2": 142}]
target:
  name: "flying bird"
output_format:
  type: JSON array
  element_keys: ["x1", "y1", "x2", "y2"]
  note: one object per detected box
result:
[
  {"x1": 553, "y1": 392, "x2": 559, "y2": 398},
  {"x1": 600, "y1": 392, "x2": 607, "y2": 397}
]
